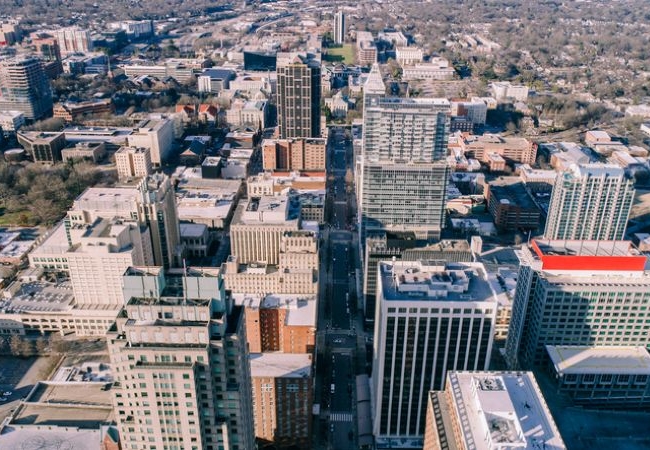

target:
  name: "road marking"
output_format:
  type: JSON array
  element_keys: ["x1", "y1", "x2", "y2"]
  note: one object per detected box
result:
[{"x1": 330, "y1": 412, "x2": 354, "y2": 422}]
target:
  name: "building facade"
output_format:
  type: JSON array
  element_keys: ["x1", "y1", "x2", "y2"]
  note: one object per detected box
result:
[
  {"x1": 0, "y1": 57, "x2": 53, "y2": 120},
  {"x1": 276, "y1": 55, "x2": 321, "y2": 139},
  {"x1": 115, "y1": 146, "x2": 152, "y2": 181},
  {"x1": 53, "y1": 27, "x2": 93, "y2": 55},
  {"x1": 372, "y1": 260, "x2": 497, "y2": 446},
  {"x1": 544, "y1": 164, "x2": 634, "y2": 241},
  {"x1": 505, "y1": 239, "x2": 650, "y2": 369},
  {"x1": 107, "y1": 267, "x2": 255, "y2": 450},
  {"x1": 262, "y1": 138, "x2": 326, "y2": 171},
  {"x1": 333, "y1": 11, "x2": 345, "y2": 44}
]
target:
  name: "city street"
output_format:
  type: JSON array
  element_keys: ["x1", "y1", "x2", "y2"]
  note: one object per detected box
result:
[{"x1": 314, "y1": 126, "x2": 365, "y2": 450}]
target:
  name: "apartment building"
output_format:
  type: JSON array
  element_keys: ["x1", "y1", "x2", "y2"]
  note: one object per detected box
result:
[
  {"x1": 262, "y1": 138, "x2": 326, "y2": 171},
  {"x1": 108, "y1": 267, "x2": 255, "y2": 450},
  {"x1": 0, "y1": 56, "x2": 53, "y2": 120},
  {"x1": 459, "y1": 134, "x2": 537, "y2": 166},
  {"x1": 115, "y1": 146, "x2": 152, "y2": 181},
  {"x1": 333, "y1": 11, "x2": 345, "y2": 44},
  {"x1": 276, "y1": 54, "x2": 321, "y2": 139},
  {"x1": 53, "y1": 27, "x2": 93, "y2": 55},
  {"x1": 127, "y1": 118, "x2": 175, "y2": 166},
  {"x1": 505, "y1": 239, "x2": 650, "y2": 369}
]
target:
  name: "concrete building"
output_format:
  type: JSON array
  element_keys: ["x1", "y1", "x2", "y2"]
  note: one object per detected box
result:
[
  {"x1": 402, "y1": 59, "x2": 456, "y2": 81},
  {"x1": 546, "y1": 345, "x2": 650, "y2": 408},
  {"x1": 226, "y1": 99, "x2": 268, "y2": 129},
  {"x1": 0, "y1": 56, "x2": 53, "y2": 120},
  {"x1": 127, "y1": 118, "x2": 175, "y2": 166},
  {"x1": 249, "y1": 353, "x2": 313, "y2": 448},
  {"x1": 505, "y1": 239, "x2": 650, "y2": 369},
  {"x1": 262, "y1": 138, "x2": 326, "y2": 171},
  {"x1": 180, "y1": 222, "x2": 211, "y2": 258},
  {"x1": 0, "y1": 110, "x2": 25, "y2": 134},
  {"x1": 333, "y1": 11, "x2": 345, "y2": 44},
  {"x1": 396, "y1": 47, "x2": 424, "y2": 66},
  {"x1": 107, "y1": 267, "x2": 255, "y2": 450},
  {"x1": 363, "y1": 63, "x2": 386, "y2": 108},
  {"x1": 229, "y1": 195, "x2": 301, "y2": 265},
  {"x1": 197, "y1": 68, "x2": 235, "y2": 93},
  {"x1": 518, "y1": 164, "x2": 557, "y2": 193},
  {"x1": 490, "y1": 81, "x2": 529, "y2": 102},
  {"x1": 53, "y1": 27, "x2": 93, "y2": 55},
  {"x1": 61, "y1": 141, "x2": 106, "y2": 163},
  {"x1": 422, "y1": 371, "x2": 566, "y2": 450},
  {"x1": 487, "y1": 177, "x2": 541, "y2": 231},
  {"x1": 356, "y1": 31, "x2": 377, "y2": 66},
  {"x1": 372, "y1": 260, "x2": 497, "y2": 446},
  {"x1": 276, "y1": 54, "x2": 321, "y2": 139},
  {"x1": 16, "y1": 130, "x2": 65, "y2": 163},
  {"x1": 459, "y1": 134, "x2": 537, "y2": 166},
  {"x1": 544, "y1": 164, "x2": 634, "y2": 241},
  {"x1": 451, "y1": 100, "x2": 487, "y2": 127},
  {"x1": 110, "y1": 20, "x2": 153, "y2": 39},
  {"x1": 115, "y1": 146, "x2": 152, "y2": 181}
]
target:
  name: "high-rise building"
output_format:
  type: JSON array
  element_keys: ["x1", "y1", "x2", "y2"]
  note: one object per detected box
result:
[
  {"x1": 0, "y1": 57, "x2": 53, "y2": 120},
  {"x1": 422, "y1": 371, "x2": 566, "y2": 450},
  {"x1": 31, "y1": 33, "x2": 63, "y2": 77},
  {"x1": 372, "y1": 260, "x2": 497, "y2": 446},
  {"x1": 544, "y1": 163, "x2": 634, "y2": 241},
  {"x1": 359, "y1": 97, "x2": 451, "y2": 242},
  {"x1": 363, "y1": 63, "x2": 386, "y2": 108},
  {"x1": 127, "y1": 118, "x2": 175, "y2": 167},
  {"x1": 505, "y1": 239, "x2": 650, "y2": 369},
  {"x1": 333, "y1": 11, "x2": 345, "y2": 44},
  {"x1": 108, "y1": 266, "x2": 255, "y2": 450},
  {"x1": 276, "y1": 54, "x2": 321, "y2": 139},
  {"x1": 115, "y1": 146, "x2": 152, "y2": 181},
  {"x1": 53, "y1": 27, "x2": 93, "y2": 55}
]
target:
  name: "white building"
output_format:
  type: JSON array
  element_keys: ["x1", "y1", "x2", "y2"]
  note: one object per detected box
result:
[
  {"x1": 0, "y1": 110, "x2": 25, "y2": 133},
  {"x1": 402, "y1": 59, "x2": 456, "y2": 81},
  {"x1": 226, "y1": 99, "x2": 268, "y2": 129},
  {"x1": 396, "y1": 47, "x2": 424, "y2": 66},
  {"x1": 372, "y1": 260, "x2": 498, "y2": 446},
  {"x1": 490, "y1": 81, "x2": 529, "y2": 102},
  {"x1": 126, "y1": 118, "x2": 174, "y2": 166},
  {"x1": 451, "y1": 99, "x2": 487, "y2": 126},
  {"x1": 53, "y1": 27, "x2": 93, "y2": 55}
]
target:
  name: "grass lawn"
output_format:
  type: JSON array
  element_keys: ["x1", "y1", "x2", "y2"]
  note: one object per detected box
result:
[
  {"x1": 0, "y1": 207, "x2": 29, "y2": 226},
  {"x1": 323, "y1": 44, "x2": 355, "y2": 64}
]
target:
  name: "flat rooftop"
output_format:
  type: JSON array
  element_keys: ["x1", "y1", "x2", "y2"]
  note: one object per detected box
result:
[
  {"x1": 249, "y1": 352, "x2": 312, "y2": 378},
  {"x1": 0, "y1": 280, "x2": 75, "y2": 313},
  {"x1": 0, "y1": 427, "x2": 102, "y2": 450},
  {"x1": 448, "y1": 371, "x2": 566, "y2": 450},
  {"x1": 546, "y1": 346, "x2": 650, "y2": 375},
  {"x1": 378, "y1": 261, "x2": 497, "y2": 304},
  {"x1": 232, "y1": 293, "x2": 317, "y2": 327},
  {"x1": 532, "y1": 239, "x2": 638, "y2": 257},
  {"x1": 29, "y1": 382, "x2": 112, "y2": 406}
]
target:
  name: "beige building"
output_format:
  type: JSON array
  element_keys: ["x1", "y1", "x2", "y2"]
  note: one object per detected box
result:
[
  {"x1": 402, "y1": 59, "x2": 456, "y2": 81},
  {"x1": 262, "y1": 138, "x2": 326, "y2": 171},
  {"x1": 226, "y1": 99, "x2": 269, "y2": 129},
  {"x1": 127, "y1": 118, "x2": 175, "y2": 166},
  {"x1": 250, "y1": 353, "x2": 313, "y2": 448},
  {"x1": 115, "y1": 146, "x2": 152, "y2": 181},
  {"x1": 396, "y1": 47, "x2": 424, "y2": 66},
  {"x1": 229, "y1": 195, "x2": 301, "y2": 265},
  {"x1": 222, "y1": 257, "x2": 317, "y2": 295},
  {"x1": 108, "y1": 267, "x2": 255, "y2": 450},
  {"x1": 460, "y1": 134, "x2": 537, "y2": 165}
]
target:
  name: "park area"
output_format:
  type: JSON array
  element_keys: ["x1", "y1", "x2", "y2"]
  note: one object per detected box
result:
[{"x1": 323, "y1": 44, "x2": 355, "y2": 64}]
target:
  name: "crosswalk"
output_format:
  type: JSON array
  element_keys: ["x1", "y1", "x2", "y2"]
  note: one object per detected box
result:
[{"x1": 330, "y1": 412, "x2": 354, "y2": 422}]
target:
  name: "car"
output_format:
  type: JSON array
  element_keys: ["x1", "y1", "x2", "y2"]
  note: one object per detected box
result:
[
  {"x1": 0, "y1": 397, "x2": 7, "y2": 402},
  {"x1": 2, "y1": 391, "x2": 11, "y2": 396}
]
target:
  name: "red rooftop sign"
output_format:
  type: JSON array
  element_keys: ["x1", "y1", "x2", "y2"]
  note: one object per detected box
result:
[{"x1": 530, "y1": 240, "x2": 647, "y2": 272}]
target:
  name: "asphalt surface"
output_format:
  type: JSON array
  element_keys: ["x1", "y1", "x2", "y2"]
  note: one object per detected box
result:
[{"x1": 315, "y1": 126, "x2": 364, "y2": 450}]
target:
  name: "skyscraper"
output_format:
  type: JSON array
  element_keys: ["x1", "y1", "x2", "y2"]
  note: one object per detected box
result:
[
  {"x1": 544, "y1": 163, "x2": 634, "y2": 241},
  {"x1": 276, "y1": 54, "x2": 321, "y2": 139},
  {"x1": 505, "y1": 239, "x2": 650, "y2": 369},
  {"x1": 108, "y1": 267, "x2": 255, "y2": 450},
  {"x1": 359, "y1": 97, "x2": 451, "y2": 241},
  {"x1": 333, "y1": 11, "x2": 345, "y2": 44},
  {"x1": 372, "y1": 260, "x2": 497, "y2": 447},
  {"x1": 0, "y1": 57, "x2": 53, "y2": 120}
]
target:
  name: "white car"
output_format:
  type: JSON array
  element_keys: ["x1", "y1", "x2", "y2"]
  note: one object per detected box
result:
[
  {"x1": 3, "y1": 391, "x2": 12, "y2": 397},
  {"x1": 0, "y1": 397, "x2": 7, "y2": 402}
]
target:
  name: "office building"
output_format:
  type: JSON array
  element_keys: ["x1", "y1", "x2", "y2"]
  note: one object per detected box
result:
[
  {"x1": 61, "y1": 141, "x2": 106, "y2": 163},
  {"x1": 53, "y1": 99, "x2": 114, "y2": 123},
  {"x1": 546, "y1": 345, "x2": 650, "y2": 408},
  {"x1": 0, "y1": 56, "x2": 53, "y2": 120},
  {"x1": 356, "y1": 31, "x2": 377, "y2": 66},
  {"x1": 372, "y1": 260, "x2": 497, "y2": 446},
  {"x1": 0, "y1": 110, "x2": 25, "y2": 134},
  {"x1": 0, "y1": 20, "x2": 21, "y2": 46},
  {"x1": 197, "y1": 68, "x2": 235, "y2": 93},
  {"x1": 277, "y1": 54, "x2": 321, "y2": 139},
  {"x1": 16, "y1": 130, "x2": 65, "y2": 163},
  {"x1": 402, "y1": 60, "x2": 456, "y2": 81},
  {"x1": 459, "y1": 134, "x2": 537, "y2": 166},
  {"x1": 490, "y1": 81, "x2": 529, "y2": 102},
  {"x1": 127, "y1": 118, "x2": 175, "y2": 167},
  {"x1": 31, "y1": 33, "x2": 63, "y2": 77},
  {"x1": 395, "y1": 47, "x2": 424, "y2": 66},
  {"x1": 250, "y1": 353, "x2": 313, "y2": 449},
  {"x1": 487, "y1": 177, "x2": 541, "y2": 231},
  {"x1": 262, "y1": 138, "x2": 326, "y2": 171},
  {"x1": 544, "y1": 164, "x2": 634, "y2": 241},
  {"x1": 108, "y1": 267, "x2": 255, "y2": 450},
  {"x1": 505, "y1": 239, "x2": 650, "y2": 369},
  {"x1": 422, "y1": 371, "x2": 566, "y2": 450},
  {"x1": 226, "y1": 99, "x2": 269, "y2": 130},
  {"x1": 333, "y1": 11, "x2": 345, "y2": 44},
  {"x1": 53, "y1": 27, "x2": 93, "y2": 55},
  {"x1": 115, "y1": 146, "x2": 152, "y2": 181}
]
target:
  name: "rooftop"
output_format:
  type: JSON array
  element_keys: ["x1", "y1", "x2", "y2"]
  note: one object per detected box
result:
[
  {"x1": 0, "y1": 280, "x2": 75, "y2": 314},
  {"x1": 0, "y1": 427, "x2": 102, "y2": 450},
  {"x1": 232, "y1": 293, "x2": 317, "y2": 327},
  {"x1": 546, "y1": 346, "x2": 650, "y2": 375},
  {"x1": 378, "y1": 261, "x2": 497, "y2": 304},
  {"x1": 569, "y1": 163, "x2": 626, "y2": 178},
  {"x1": 489, "y1": 177, "x2": 538, "y2": 210},
  {"x1": 447, "y1": 371, "x2": 566, "y2": 450},
  {"x1": 249, "y1": 352, "x2": 312, "y2": 378}
]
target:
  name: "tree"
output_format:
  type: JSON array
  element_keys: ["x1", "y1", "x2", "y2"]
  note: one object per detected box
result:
[
  {"x1": 35, "y1": 337, "x2": 49, "y2": 355},
  {"x1": 9, "y1": 335, "x2": 23, "y2": 356}
]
